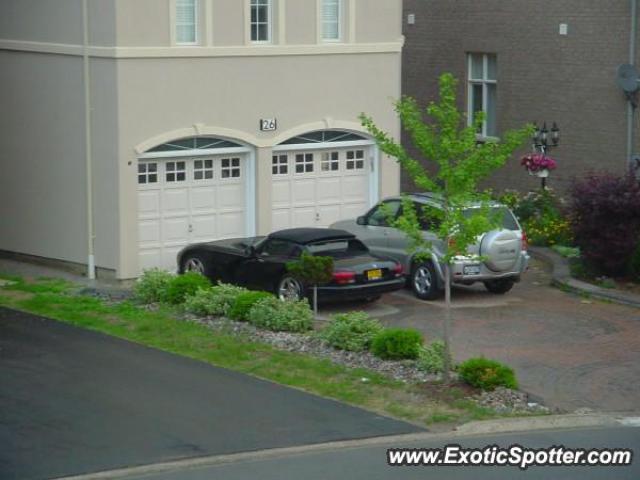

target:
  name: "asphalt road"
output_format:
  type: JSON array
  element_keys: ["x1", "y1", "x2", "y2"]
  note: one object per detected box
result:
[
  {"x1": 0, "y1": 307, "x2": 421, "y2": 480},
  {"x1": 126, "y1": 425, "x2": 640, "y2": 480}
]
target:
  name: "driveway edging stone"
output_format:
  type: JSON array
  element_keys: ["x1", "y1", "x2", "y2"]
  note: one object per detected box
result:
[{"x1": 529, "y1": 247, "x2": 640, "y2": 309}]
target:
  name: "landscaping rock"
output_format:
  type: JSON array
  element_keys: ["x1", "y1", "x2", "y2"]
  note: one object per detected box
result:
[{"x1": 473, "y1": 387, "x2": 550, "y2": 414}]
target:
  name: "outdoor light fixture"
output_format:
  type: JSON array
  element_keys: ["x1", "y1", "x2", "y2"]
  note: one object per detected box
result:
[
  {"x1": 551, "y1": 122, "x2": 560, "y2": 146},
  {"x1": 528, "y1": 121, "x2": 561, "y2": 190}
]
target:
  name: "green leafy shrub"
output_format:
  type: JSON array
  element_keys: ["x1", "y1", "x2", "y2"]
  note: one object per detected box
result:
[
  {"x1": 458, "y1": 357, "x2": 518, "y2": 391},
  {"x1": 247, "y1": 297, "x2": 313, "y2": 332},
  {"x1": 371, "y1": 328, "x2": 423, "y2": 360},
  {"x1": 498, "y1": 189, "x2": 572, "y2": 246},
  {"x1": 416, "y1": 340, "x2": 451, "y2": 374},
  {"x1": 184, "y1": 283, "x2": 247, "y2": 316},
  {"x1": 165, "y1": 272, "x2": 211, "y2": 305},
  {"x1": 133, "y1": 269, "x2": 174, "y2": 303},
  {"x1": 551, "y1": 245, "x2": 580, "y2": 259},
  {"x1": 318, "y1": 311, "x2": 383, "y2": 352},
  {"x1": 228, "y1": 291, "x2": 273, "y2": 321}
]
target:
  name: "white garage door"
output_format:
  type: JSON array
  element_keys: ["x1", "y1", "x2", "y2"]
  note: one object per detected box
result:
[
  {"x1": 271, "y1": 146, "x2": 372, "y2": 230},
  {"x1": 137, "y1": 155, "x2": 246, "y2": 272}
]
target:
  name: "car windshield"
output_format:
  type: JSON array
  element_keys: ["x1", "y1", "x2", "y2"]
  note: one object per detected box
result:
[
  {"x1": 462, "y1": 206, "x2": 519, "y2": 231},
  {"x1": 307, "y1": 239, "x2": 368, "y2": 257}
]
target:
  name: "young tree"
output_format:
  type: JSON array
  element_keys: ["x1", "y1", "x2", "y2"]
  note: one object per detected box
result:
[
  {"x1": 286, "y1": 253, "x2": 334, "y2": 316},
  {"x1": 360, "y1": 73, "x2": 531, "y2": 381}
]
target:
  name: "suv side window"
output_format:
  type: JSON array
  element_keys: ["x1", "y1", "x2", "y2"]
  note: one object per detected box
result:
[
  {"x1": 367, "y1": 200, "x2": 402, "y2": 227},
  {"x1": 414, "y1": 202, "x2": 442, "y2": 231}
]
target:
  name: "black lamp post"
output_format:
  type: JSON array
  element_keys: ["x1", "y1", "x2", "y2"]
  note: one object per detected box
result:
[{"x1": 531, "y1": 121, "x2": 560, "y2": 189}]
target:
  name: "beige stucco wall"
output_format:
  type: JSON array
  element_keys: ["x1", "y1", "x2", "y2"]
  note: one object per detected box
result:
[
  {"x1": 0, "y1": 51, "x2": 87, "y2": 264},
  {"x1": 116, "y1": 51, "x2": 401, "y2": 278}
]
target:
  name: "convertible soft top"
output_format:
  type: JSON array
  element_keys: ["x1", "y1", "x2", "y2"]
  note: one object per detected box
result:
[{"x1": 268, "y1": 228, "x2": 355, "y2": 245}]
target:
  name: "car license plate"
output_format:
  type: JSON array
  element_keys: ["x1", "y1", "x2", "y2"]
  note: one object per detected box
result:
[
  {"x1": 367, "y1": 269, "x2": 382, "y2": 281},
  {"x1": 463, "y1": 265, "x2": 481, "y2": 275}
]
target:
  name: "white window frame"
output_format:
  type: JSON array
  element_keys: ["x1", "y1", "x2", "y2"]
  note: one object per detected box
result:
[
  {"x1": 467, "y1": 53, "x2": 497, "y2": 139},
  {"x1": 321, "y1": 0, "x2": 342, "y2": 42},
  {"x1": 250, "y1": 0, "x2": 272, "y2": 43},
  {"x1": 175, "y1": 0, "x2": 198, "y2": 45}
]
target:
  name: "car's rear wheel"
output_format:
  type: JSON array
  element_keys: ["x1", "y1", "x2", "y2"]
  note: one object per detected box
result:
[
  {"x1": 411, "y1": 262, "x2": 440, "y2": 300},
  {"x1": 277, "y1": 275, "x2": 304, "y2": 302},
  {"x1": 181, "y1": 254, "x2": 207, "y2": 276},
  {"x1": 483, "y1": 278, "x2": 515, "y2": 294}
]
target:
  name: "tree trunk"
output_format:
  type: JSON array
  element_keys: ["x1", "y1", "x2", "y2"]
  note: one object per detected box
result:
[
  {"x1": 313, "y1": 285, "x2": 318, "y2": 317},
  {"x1": 442, "y1": 262, "x2": 452, "y2": 383}
]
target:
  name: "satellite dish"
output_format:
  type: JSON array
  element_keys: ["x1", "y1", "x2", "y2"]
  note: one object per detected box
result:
[{"x1": 616, "y1": 64, "x2": 640, "y2": 93}]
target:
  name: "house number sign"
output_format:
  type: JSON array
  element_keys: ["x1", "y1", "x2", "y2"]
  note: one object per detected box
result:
[{"x1": 260, "y1": 118, "x2": 277, "y2": 131}]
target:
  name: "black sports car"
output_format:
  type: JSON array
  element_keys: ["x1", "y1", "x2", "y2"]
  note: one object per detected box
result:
[{"x1": 177, "y1": 228, "x2": 405, "y2": 302}]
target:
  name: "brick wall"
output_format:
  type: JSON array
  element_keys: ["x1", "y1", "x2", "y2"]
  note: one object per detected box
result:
[{"x1": 401, "y1": 0, "x2": 640, "y2": 196}]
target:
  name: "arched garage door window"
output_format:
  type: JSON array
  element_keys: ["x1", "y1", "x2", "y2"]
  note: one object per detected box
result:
[
  {"x1": 271, "y1": 130, "x2": 377, "y2": 230},
  {"x1": 146, "y1": 137, "x2": 243, "y2": 153}
]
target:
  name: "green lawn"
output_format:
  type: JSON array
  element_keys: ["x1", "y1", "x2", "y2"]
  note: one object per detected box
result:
[{"x1": 0, "y1": 274, "x2": 501, "y2": 427}]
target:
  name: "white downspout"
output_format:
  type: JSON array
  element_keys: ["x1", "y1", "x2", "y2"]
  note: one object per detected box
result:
[
  {"x1": 628, "y1": 0, "x2": 638, "y2": 171},
  {"x1": 82, "y1": 0, "x2": 96, "y2": 280}
]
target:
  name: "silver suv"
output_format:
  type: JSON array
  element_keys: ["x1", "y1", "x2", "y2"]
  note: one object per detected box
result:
[{"x1": 331, "y1": 193, "x2": 529, "y2": 300}]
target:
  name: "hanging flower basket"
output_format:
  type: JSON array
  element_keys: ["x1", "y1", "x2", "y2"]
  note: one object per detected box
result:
[{"x1": 521, "y1": 153, "x2": 557, "y2": 177}]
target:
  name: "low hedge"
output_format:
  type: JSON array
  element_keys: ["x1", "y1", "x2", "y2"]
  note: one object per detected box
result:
[
  {"x1": 228, "y1": 291, "x2": 273, "y2": 321},
  {"x1": 184, "y1": 283, "x2": 247, "y2": 316},
  {"x1": 318, "y1": 311, "x2": 383, "y2": 352},
  {"x1": 371, "y1": 328, "x2": 423, "y2": 360},
  {"x1": 247, "y1": 297, "x2": 313, "y2": 332},
  {"x1": 457, "y1": 357, "x2": 518, "y2": 391},
  {"x1": 164, "y1": 272, "x2": 212, "y2": 305},
  {"x1": 133, "y1": 269, "x2": 174, "y2": 303}
]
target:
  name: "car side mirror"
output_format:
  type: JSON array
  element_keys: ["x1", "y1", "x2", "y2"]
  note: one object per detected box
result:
[{"x1": 356, "y1": 216, "x2": 367, "y2": 226}]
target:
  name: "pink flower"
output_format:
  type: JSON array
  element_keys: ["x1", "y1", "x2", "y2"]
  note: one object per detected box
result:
[{"x1": 520, "y1": 153, "x2": 557, "y2": 172}]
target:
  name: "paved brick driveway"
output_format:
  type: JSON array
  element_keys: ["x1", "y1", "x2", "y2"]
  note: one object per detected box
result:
[{"x1": 321, "y1": 259, "x2": 640, "y2": 413}]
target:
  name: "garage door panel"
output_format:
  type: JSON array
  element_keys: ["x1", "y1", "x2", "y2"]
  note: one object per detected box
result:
[
  {"x1": 292, "y1": 179, "x2": 316, "y2": 205},
  {"x1": 342, "y1": 202, "x2": 368, "y2": 220},
  {"x1": 293, "y1": 207, "x2": 316, "y2": 227},
  {"x1": 162, "y1": 217, "x2": 190, "y2": 244},
  {"x1": 138, "y1": 191, "x2": 160, "y2": 219},
  {"x1": 162, "y1": 189, "x2": 189, "y2": 216},
  {"x1": 190, "y1": 186, "x2": 217, "y2": 212},
  {"x1": 316, "y1": 177, "x2": 341, "y2": 203},
  {"x1": 272, "y1": 181, "x2": 291, "y2": 207},
  {"x1": 272, "y1": 209, "x2": 290, "y2": 232},
  {"x1": 138, "y1": 220, "x2": 161, "y2": 246},
  {"x1": 342, "y1": 176, "x2": 368, "y2": 202},
  {"x1": 218, "y1": 212, "x2": 244, "y2": 238},
  {"x1": 218, "y1": 184, "x2": 244, "y2": 209},
  {"x1": 162, "y1": 246, "x2": 184, "y2": 272},
  {"x1": 139, "y1": 249, "x2": 162, "y2": 273},
  {"x1": 316, "y1": 205, "x2": 341, "y2": 227},
  {"x1": 191, "y1": 214, "x2": 217, "y2": 241}
]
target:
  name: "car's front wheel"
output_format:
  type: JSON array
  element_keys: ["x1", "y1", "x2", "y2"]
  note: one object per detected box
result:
[
  {"x1": 276, "y1": 275, "x2": 304, "y2": 302},
  {"x1": 181, "y1": 254, "x2": 208, "y2": 276},
  {"x1": 483, "y1": 278, "x2": 515, "y2": 294},
  {"x1": 411, "y1": 262, "x2": 441, "y2": 300}
]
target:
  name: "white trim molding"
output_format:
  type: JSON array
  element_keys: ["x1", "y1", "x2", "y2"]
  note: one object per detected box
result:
[{"x1": 0, "y1": 38, "x2": 403, "y2": 59}]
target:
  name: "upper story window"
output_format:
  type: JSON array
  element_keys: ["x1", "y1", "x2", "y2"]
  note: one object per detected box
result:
[
  {"x1": 251, "y1": 0, "x2": 272, "y2": 43},
  {"x1": 176, "y1": 0, "x2": 198, "y2": 44},
  {"x1": 467, "y1": 53, "x2": 497, "y2": 138},
  {"x1": 321, "y1": 0, "x2": 342, "y2": 42}
]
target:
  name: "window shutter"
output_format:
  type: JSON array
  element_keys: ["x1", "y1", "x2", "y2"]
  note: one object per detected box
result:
[
  {"x1": 322, "y1": 0, "x2": 340, "y2": 41},
  {"x1": 176, "y1": 0, "x2": 197, "y2": 44}
]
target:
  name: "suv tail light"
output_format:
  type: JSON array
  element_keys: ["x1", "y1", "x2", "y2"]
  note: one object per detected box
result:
[
  {"x1": 392, "y1": 263, "x2": 403, "y2": 276},
  {"x1": 521, "y1": 230, "x2": 528, "y2": 251},
  {"x1": 333, "y1": 271, "x2": 356, "y2": 285}
]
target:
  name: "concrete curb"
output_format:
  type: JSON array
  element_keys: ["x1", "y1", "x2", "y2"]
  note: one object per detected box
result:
[{"x1": 529, "y1": 247, "x2": 640, "y2": 309}]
